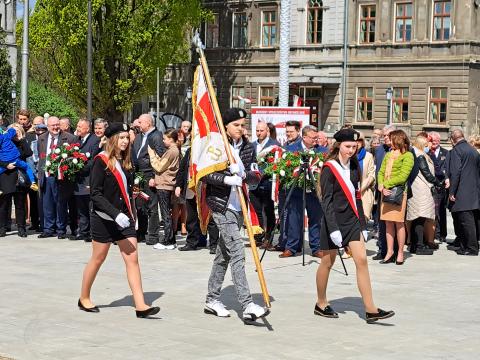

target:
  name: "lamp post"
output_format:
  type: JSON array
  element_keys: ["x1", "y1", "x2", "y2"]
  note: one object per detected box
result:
[
  {"x1": 386, "y1": 86, "x2": 393, "y2": 125},
  {"x1": 186, "y1": 86, "x2": 192, "y2": 121},
  {"x1": 20, "y1": 0, "x2": 29, "y2": 109},
  {"x1": 87, "y1": 0, "x2": 93, "y2": 123},
  {"x1": 11, "y1": 88, "x2": 16, "y2": 122}
]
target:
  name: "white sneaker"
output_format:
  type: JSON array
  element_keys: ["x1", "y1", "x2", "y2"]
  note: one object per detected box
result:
[
  {"x1": 153, "y1": 243, "x2": 167, "y2": 250},
  {"x1": 164, "y1": 244, "x2": 176, "y2": 250},
  {"x1": 204, "y1": 300, "x2": 231, "y2": 317},
  {"x1": 242, "y1": 302, "x2": 269, "y2": 321}
]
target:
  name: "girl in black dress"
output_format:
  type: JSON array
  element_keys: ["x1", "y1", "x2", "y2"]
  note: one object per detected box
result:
[
  {"x1": 78, "y1": 123, "x2": 159, "y2": 318},
  {"x1": 315, "y1": 128, "x2": 394, "y2": 324}
]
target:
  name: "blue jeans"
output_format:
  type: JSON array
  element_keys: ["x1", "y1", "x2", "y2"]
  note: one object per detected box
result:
[{"x1": 0, "y1": 159, "x2": 36, "y2": 184}]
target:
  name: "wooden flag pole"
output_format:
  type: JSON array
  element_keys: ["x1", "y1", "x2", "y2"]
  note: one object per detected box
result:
[{"x1": 193, "y1": 34, "x2": 271, "y2": 308}]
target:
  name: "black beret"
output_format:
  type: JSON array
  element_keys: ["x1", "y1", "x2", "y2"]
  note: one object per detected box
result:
[
  {"x1": 104, "y1": 123, "x2": 130, "y2": 138},
  {"x1": 333, "y1": 128, "x2": 360, "y2": 143},
  {"x1": 222, "y1": 108, "x2": 247, "y2": 126}
]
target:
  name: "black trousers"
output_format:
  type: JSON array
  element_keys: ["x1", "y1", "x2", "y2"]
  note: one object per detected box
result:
[
  {"x1": 410, "y1": 217, "x2": 426, "y2": 251},
  {"x1": 185, "y1": 197, "x2": 202, "y2": 248},
  {"x1": 28, "y1": 189, "x2": 40, "y2": 228},
  {"x1": 76, "y1": 194, "x2": 91, "y2": 237},
  {"x1": 0, "y1": 192, "x2": 27, "y2": 231},
  {"x1": 68, "y1": 194, "x2": 78, "y2": 234},
  {"x1": 250, "y1": 188, "x2": 276, "y2": 243},
  {"x1": 433, "y1": 189, "x2": 447, "y2": 240},
  {"x1": 158, "y1": 189, "x2": 175, "y2": 245},
  {"x1": 137, "y1": 184, "x2": 160, "y2": 244},
  {"x1": 454, "y1": 210, "x2": 478, "y2": 254}
]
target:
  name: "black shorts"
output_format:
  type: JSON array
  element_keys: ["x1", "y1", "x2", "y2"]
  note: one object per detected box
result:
[{"x1": 90, "y1": 212, "x2": 136, "y2": 243}]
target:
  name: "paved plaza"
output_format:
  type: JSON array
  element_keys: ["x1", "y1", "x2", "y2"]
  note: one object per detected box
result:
[{"x1": 0, "y1": 225, "x2": 479, "y2": 360}]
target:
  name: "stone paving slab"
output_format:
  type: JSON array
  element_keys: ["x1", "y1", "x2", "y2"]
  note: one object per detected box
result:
[{"x1": 0, "y1": 228, "x2": 479, "y2": 359}]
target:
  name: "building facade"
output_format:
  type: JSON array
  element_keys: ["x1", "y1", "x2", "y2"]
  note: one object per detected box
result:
[{"x1": 0, "y1": 0, "x2": 17, "y2": 79}]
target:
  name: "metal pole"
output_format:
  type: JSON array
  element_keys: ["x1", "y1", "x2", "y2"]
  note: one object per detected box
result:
[
  {"x1": 156, "y1": 67, "x2": 160, "y2": 119},
  {"x1": 87, "y1": 0, "x2": 93, "y2": 122},
  {"x1": 339, "y1": 0, "x2": 349, "y2": 127},
  {"x1": 278, "y1": 0, "x2": 291, "y2": 107},
  {"x1": 20, "y1": 0, "x2": 29, "y2": 109}
]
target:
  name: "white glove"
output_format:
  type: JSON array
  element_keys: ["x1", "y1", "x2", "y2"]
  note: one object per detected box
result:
[
  {"x1": 330, "y1": 230, "x2": 343, "y2": 248},
  {"x1": 362, "y1": 230, "x2": 368, "y2": 241},
  {"x1": 229, "y1": 163, "x2": 245, "y2": 178},
  {"x1": 224, "y1": 175, "x2": 243, "y2": 187},
  {"x1": 115, "y1": 213, "x2": 130, "y2": 229}
]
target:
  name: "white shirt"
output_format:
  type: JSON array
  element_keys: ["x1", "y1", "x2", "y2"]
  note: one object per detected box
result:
[
  {"x1": 137, "y1": 128, "x2": 155, "y2": 158},
  {"x1": 80, "y1": 133, "x2": 90, "y2": 145},
  {"x1": 256, "y1": 137, "x2": 269, "y2": 155},
  {"x1": 45, "y1": 134, "x2": 59, "y2": 177},
  {"x1": 434, "y1": 147, "x2": 440, "y2": 158}
]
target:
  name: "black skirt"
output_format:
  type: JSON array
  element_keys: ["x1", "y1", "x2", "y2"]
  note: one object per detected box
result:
[
  {"x1": 90, "y1": 212, "x2": 136, "y2": 243},
  {"x1": 319, "y1": 216, "x2": 361, "y2": 251}
]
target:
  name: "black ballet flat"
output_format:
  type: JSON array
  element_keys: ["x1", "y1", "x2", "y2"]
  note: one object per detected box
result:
[
  {"x1": 395, "y1": 260, "x2": 404, "y2": 265},
  {"x1": 78, "y1": 299, "x2": 100, "y2": 313},
  {"x1": 379, "y1": 255, "x2": 395, "y2": 264},
  {"x1": 136, "y1": 306, "x2": 160, "y2": 318},
  {"x1": 366, "y1": 308, "x2": 395, "y2": 323},
  {"x1": 314, "y1": 304, "x2": 339, "y2": 318}
]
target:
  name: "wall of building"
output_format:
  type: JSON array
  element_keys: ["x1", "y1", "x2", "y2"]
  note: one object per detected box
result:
[{"x1": 0, "y1": 0, "x2": 17, "y2": 79}]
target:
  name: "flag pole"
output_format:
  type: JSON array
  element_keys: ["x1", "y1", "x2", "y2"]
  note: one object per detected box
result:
[{"x1": 192, "y1": 34, "x2": 271, "y2": 308}]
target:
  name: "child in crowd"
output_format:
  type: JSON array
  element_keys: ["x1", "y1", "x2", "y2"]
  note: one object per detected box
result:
[{"x1": 0, "y1": 125, "x2": 38, "y2": 191}]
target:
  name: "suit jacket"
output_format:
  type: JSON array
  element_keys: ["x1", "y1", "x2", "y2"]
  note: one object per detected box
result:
[
  {"x1": 285, "y1": 140, "x2": 323, "y2": 153},
  {"x1": 428, "y1": 146, "x2": 448, "y2": 181},
  {"x1": 132, "y1": 128, "x2": 166, "y2": 179},
  {"x1": 448, "y1": 139, "x2": 480, "y2": 212},
  {"x1": 251, "y1": 137, "x2": 281, "y2": 192},
  {"x1": 75, "y1": 133, "x2": 101, "y2": 194},
  {"x1": 37, "y1": 130, "x2": 77, "y2": 187}
]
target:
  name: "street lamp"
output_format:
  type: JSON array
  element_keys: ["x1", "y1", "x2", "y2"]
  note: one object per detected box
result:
[
  {"x1": 11, "y1": 88, "x2": 16, "y2": 121},
  {"x1": 186, "y1": 87, "x2": 193, "y2": 121},
  {"x1": 386, "y1": 86, "x2": 393, "y2": 125}
]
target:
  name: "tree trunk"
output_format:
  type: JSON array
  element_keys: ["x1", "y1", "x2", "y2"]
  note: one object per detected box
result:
[{"x1": 102, "y1": 108, "x2": 124, "y2": 123}]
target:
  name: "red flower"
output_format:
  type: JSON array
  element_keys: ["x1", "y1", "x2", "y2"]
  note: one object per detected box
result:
[
  {"x1": 60, "y1": 165, "x2": 69, "y2": 171},
  {"x1": 73, "y1": 152, "x2": 80, "y2": 158},
  {"x1": 293, "y1": 151, "x2": 299, "y2": 156},
  {"x1": 267, "y1": 157, "x2": 274, "y2": 163},
  {"x1": 286, "y1": 160, "x2": 292, "y2": 166},
  {"x1": 51, "y1": 154, "x2": 58, "y2": 160},
  {"x1": 40, "y1": 153, "x2": 46, "y2": 159},
  {"x1": 272, "y1": 165, "x2": 278, "y2": 171}
]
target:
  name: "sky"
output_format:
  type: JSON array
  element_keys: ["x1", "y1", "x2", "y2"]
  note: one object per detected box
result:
[{"x1": 17, "y1": 0, "x2": 37, "y2": 19}]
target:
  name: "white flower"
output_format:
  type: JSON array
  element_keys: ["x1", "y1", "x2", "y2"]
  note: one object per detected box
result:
[
  {"x1": 279, "y1": 169, "x2": 286, "y2": 177},
  {"x1": 54, "y1": 148, "x2": 61, "y2": 154},
  {"x1": 61, "y1": 153, "x2": 68, "y2": 159},
  {"x1": 318, "y1": 161, "x2": 324, "y2": 168},
  {"x1": 309, "y1": 150, "x2": 315, "y2": 156},
  {"x1": 85, "y1": 152, "x2": 91, "y2": 158},
  {"x1": 134, "y1": 178, "x2": 140, "y2": 185},
  {"x1": 72, "y1": 159, "x2": 78, "y2": 164},
  {"x1": 74, "y1": 146, "x2": 79, "y2": 151},
  {"x1": 63, "y1": 143, "x2": 69, "y2": 146},
  {"x1": 46, "y1": 161, "x2": 51, "y2": 166},
  {"x1": 282, "y1": 153, "x2": 287, "y2": 159}
]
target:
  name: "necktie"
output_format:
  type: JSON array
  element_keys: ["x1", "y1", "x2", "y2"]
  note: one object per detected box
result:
[{"x1": 50, "y1": 136, "x2": 56, "y2": 150}]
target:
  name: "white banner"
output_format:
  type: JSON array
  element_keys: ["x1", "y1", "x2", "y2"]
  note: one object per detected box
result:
[{"x1": 250, "y1": 107, "x2": 310, "y2": 145}]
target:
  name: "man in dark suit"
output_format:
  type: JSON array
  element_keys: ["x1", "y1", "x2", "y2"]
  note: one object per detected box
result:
[
  {"x1": 71, "y1": 118, "x2": 101, "y2": 241},
  {"x1": 428, "y1": 131, "x2": 449, "y2": 242},
  {"x1": 250, "y1": 121, "x2": 281, "y2": 247},
  {"x1": 447, "y1": 129, "x2": 480, "y2": 256},
  {"x1": 279, "y1": 125, "x2": 323, "y2": 258},
  {"x1": 132, "y1": 113, "x2": 166, "y2": 245},
  {"x1": 37, "y1": 116, "x2": 77, "y2": 239}
]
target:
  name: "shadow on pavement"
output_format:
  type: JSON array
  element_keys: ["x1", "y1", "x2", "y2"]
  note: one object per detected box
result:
[
  {"x1": 329, "y1": 297, "x2": 395, "y2": 326},
  {"x1": 98, "y1": 291, "x2": 164, "y2": 308}
]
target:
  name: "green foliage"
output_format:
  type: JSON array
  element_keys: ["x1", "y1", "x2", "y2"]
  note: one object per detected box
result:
[
  {"x1": 28, "y1": 80, "x2": 80, "y2": 125},
  {"x1": 0, "y1": 30, "x2": 13, "y2": 122},
  {"x1": 26, "y1": 0, "x2": 207, "y2": 121}
]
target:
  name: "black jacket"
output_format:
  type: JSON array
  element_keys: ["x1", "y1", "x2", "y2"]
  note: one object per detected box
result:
[
  {"x1": 448, "y1": 139, "x2": 480, "y2": 212},
  {"x1": 0, "y1": 138, "x2": 33, "y2": 194},
  {"x1": 417, "y1": 155, "x2": 442, "y2": 188},
  {"x1": 132, "y1": 128, "x2": 166, "y2": 178},
  {"x1": 203, "y1": 137, "x2": 260, "y2": 214},
  {"x1": 90, "y1": 156, "x2": 134, "y2": 221},
  {"x1": 428, "y1": 147, "x2": 448, "y2": 181},
  {"x1": 176, "y1": 147, "x2": 190, "y2": 198}
]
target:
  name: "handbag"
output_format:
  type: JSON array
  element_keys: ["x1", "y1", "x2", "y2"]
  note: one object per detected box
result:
[
  {"x1": 16, "y1": 169, "x2": 31, "y2": 188},
  {"x1": 382, "y1": 185, "x2": 405, "y2": 205}
]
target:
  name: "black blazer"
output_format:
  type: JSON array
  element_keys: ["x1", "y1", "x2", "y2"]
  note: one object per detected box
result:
[
  {"x1": 76, "y1": 133, "x2": 101, "y2": 188},
  {"x1": 428, "y1": 146, "x2": 448, "y2": 181},
  {"x1": 176, "y1": 147, "x2": 190, "y2": 197},
  {"x1": 448, "y1": 139, "x2": 480, "y2": 212},
  {"x1": 132, "y1": 128, "x2": 166, "y2": 178},
  {"x1": 90, "y1": 156, "x2": 134, "y2": 221},
  {"x1": 319, "y1": 160, "x2": 366, "y2": 242}
]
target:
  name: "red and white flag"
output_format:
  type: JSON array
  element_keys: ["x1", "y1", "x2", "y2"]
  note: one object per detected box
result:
[
  {"x1": 188, "y1": 65, "x2": 229, "y2": 234},
  {"x1": 293, "y1": 95, "x2": 303, "y2": 107}
]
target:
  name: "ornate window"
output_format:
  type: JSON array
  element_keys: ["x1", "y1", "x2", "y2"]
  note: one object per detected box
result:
[
  {"x1": 433, "y1": 1, "x2": 451, "y2": 41},
  {"x1": 429, "y1": 88, "x2": 448, "y2": 123},
  {"x1": 395, "y1": 3, "x2": 413, "y2": 42},
  {"x1": 231, "y1": 86, "x2": 246, "y2": 108},
  {"x1": 233, "y1": 13, "x2": 248, "y2": 48},
  {"x1": 392, "y1": 88, "x2": 409, "y2": 123},
  {"x1": 356, "y1": 87, "x2": 374, "y2": 122},
  {"x1": 262, "y1": 11, "x2": 277, "y2": 47},
  {"x1": 360, "y1": 5, "x2": 376, "y2": 44},
  {"x1": 206, "y1": 13, "x2": 219, "y2": 48},
  {"x1": 307, "y1": 1, "x2": 323, "y2": 44}
]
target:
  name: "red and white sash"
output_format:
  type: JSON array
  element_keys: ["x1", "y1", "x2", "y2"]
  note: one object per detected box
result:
[
  {"x1": 323, "y1": 160, "x2": 359, "y2": 219},
  {"x1": 95, "y1": 152, "x2": 134, "y2": 220}
]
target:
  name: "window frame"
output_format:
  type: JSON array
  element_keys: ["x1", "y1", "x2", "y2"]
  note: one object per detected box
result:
[
  {"x1": 394, "y1": 2, "x2": 413, "y2": 43},
  {"x1": 232, "y1": 12, "x2": 248, "y2": 48},
  {"x1": 261, "y1": 10, "x2": 277, "y2": 48},
  {"x1": 259, "y1": 86, "x2": 275, "y2": 106},
  {"x1": 358, "y1": 4, "x2": 376, "y2": 44},
  {"x1": 355, "y1": 87, "x2": 374, "y2": 122},
  {"x1": 428, "y1": 87, "x2": 448, "y2": 124},
  {"x1": 205, "y1": 13, "x2": 220, "y2": 48},
  {"x1": 306, "y1": 0, "x2": 324, "y2": 45},
  {"x1": 432, "y1": 0, "x2": 452, "y2": 42},
  {"x1": 231, "y1": 86, "x2": 246, "y2": 108},
  {"x1": 392, "y1": 87, "x2": 410, "y2": 123}
]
